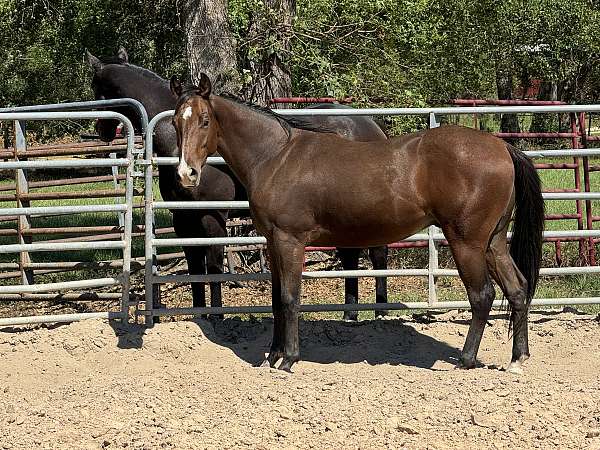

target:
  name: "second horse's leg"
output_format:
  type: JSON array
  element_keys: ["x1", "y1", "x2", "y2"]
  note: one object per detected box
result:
[
  {"x1": 338, "y1": 248, "x2": 360, "y2": 321},
  {"x1": 202, "y1": 214, "x2": 227, "y2": 320},
  {"x1": 369, "y1": 246, "x2": 389, "y2": 318},
  {"x1": 183, "y1": 245, "x2": 207, "y2": 310}
]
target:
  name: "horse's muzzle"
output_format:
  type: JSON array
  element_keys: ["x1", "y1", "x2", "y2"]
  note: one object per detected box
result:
[{"x1": 177, "y1": 160, "x2": 200, "y2": 188}]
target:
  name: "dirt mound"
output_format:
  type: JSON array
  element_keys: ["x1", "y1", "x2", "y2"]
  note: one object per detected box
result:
[{"x1": 1, "y1": 310, "x2": 599, "y2": 449}]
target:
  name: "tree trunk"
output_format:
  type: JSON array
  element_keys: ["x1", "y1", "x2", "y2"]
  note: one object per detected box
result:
[
  {"x1": 241, "y1": 0, "x2": 295, "y2": 106},
  {"x1": 181, "y1": 0, "x2": 240, "y2": 94},
  {"x1": 496, "y1": 64, "x2": 520, "y2": 135},
  {"x1": 530, "y1": 81, "x2": 558, "y2": 134}
]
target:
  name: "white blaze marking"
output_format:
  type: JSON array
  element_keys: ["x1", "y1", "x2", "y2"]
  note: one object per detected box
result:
[
  {"x1": 178, "y1": 156, "x2": 190, "y2": 179},
  {"x1": 182, "y1": 106, "x2": 193, "y2": 120}
]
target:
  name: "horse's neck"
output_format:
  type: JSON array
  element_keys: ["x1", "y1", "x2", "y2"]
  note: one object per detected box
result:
[
  {"x1": 123, "y1": 75, "x2": 177, "y2": 157},
  {"x1": 212, "y1": 96, "x2": 289, "y2": 190}
]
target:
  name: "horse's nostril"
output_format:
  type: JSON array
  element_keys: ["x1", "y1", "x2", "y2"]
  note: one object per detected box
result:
[{"x1": 189, "y1": 167, "x2": 198, "y2": 179}]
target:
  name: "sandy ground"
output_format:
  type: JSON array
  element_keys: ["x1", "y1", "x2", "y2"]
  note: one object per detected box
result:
[{"x1": 0, "y1": 310, "x2": 599, "y2": 449}]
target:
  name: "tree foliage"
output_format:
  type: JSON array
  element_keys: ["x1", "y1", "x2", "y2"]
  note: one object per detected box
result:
[{"x1": 1, "y1": 0, "x2": 599, "y2": 112}]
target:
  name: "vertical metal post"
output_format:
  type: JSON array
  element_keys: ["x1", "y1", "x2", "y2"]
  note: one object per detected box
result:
[
  {"x1": 428, "y1": 113, "x2": 440, "y2": 305},
  {"x1": 144, "y1": 120, "x2": 159, "y2": 326},
  {"x1": 570, "y1": 113, "x2": 586, "y2": 262},
  {"x1": 14, "y1": 120, "x2": 34, "y2": 286},
  {"x1": 120, "y1": 120, "x2": 135, "y2": 323}
]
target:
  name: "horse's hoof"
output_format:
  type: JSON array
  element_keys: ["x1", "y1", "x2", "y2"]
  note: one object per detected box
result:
[
  {"x1": 278, "y1": 359, "x2": 295, "y2": 373},
  {"x1": 506, "y1": 361, "x2": 524, "y2": 375},
  {"x1": 455, "y1": 358, "x2": 476, "y2": 370},
  {"x1": 343, "y1": 314, "x2": 358, "y2": 322},
  {"x1": 506, "y1": 356, "x2": 528, "y2": 375},
  {"x1": 258, "y1": 359, "x2": 271, "y2": 368}
]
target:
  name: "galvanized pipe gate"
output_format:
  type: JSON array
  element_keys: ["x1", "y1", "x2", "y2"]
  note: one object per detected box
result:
[
  {"x1": 143, "y1": 105, "x2": 600, "y2": 325},
  {"x1": 0, "y1": 100, "x2": 144, "y2": 327},
  {"x1": 2, "y1": 101, "x2": 600, "y2": 326}
]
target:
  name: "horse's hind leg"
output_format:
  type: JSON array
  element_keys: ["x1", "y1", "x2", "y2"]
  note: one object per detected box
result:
[
  {"x1": 338, "y1": 248, "x2": 360, "y2": 321},
  {"x1": 486, "y1": 229, "x2": 530, "y2": 373},
  {"x1": 369, "y1": 246, "x2": 389, "y2": 318},
  {"x1": 448, "y1": 240, "x2": 495, "y2": 369}
]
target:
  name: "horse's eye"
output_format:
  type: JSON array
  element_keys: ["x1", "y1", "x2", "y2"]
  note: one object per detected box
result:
[{"x1": 201, "y1": 115, "x2": 210, "y2": 128}]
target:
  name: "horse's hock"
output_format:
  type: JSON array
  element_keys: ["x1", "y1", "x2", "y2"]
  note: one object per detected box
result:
[{"x1": 2, "y1": 101, "x2": 600, "y2": 326}]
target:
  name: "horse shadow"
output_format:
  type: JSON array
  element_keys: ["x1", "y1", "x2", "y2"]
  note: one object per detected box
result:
[{"x1": 191, "y1": 316, "x2": 462, "y2": 370}]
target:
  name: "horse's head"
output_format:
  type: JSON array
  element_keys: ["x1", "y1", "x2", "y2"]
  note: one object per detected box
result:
[
  {"x1": 86, "y1": 48, "x2": 143, "y2": 141},
  {"x1": 170, "y1": 74, "x2": 218, "y2": 187}
]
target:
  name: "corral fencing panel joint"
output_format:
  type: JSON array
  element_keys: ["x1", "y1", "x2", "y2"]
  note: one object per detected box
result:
[
  {"x1": 0, "y1": 110, "x2": 138, "y2": 326},
  {"x1": 144, "y1": 105, "x2": 600, "y2": 321}
]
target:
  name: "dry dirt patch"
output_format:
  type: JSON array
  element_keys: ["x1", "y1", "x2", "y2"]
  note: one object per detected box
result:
[{"x1": 0, "y1": 311, "x2": 599, "y2": 449}]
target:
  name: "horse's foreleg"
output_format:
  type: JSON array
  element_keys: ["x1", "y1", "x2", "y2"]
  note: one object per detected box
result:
[
  {"x1": 182, "y1": 246, "x2": 207, "y2": 310},
  {"x1": 262, "y1": 246, "x2": 283, "y2": 368},
  {"x1": 269, "y1": 229, "x2": 304, "y2": 372},
  {"x1": 486, "y1": 232, "x2": 530, "y2": 373},
  {"x1": 450, "y1": 242, "x2": 495, "y2": 369},
  {"x1": 369, "y1": 246, "x2": 389, "y2": 318},
  {"x1": 338, "y1": 248, "x2": 360, "y2": 321}
]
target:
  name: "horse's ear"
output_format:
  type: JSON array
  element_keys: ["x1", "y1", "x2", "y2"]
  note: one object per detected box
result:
[
  {"x1": 170, "y1": 76, "x2": 183, "y2": 97},
  {"x1": 197, "y1": 73, "x2": 212, "y2": 99},
  {"x1": 117, "y1": 47, "x2": 129, "y2": 63},
  {"x1": 85, "y1": 49, "x2": 102, "y2": 72}
]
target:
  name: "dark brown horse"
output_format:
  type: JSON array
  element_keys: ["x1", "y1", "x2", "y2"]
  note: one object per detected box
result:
[{"x1": 170, "y1": 74, "x2": 544, "y2": 373}]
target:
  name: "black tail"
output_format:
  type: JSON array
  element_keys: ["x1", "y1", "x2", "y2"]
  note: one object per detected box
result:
[{"x1": 506, "y1": 144, "x2": 545, "y2": 307}]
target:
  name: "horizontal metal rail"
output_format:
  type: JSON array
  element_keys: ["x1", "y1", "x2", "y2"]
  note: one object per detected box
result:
[
  {"x1": 151, "y1": 265, "x2": 600, "y2": 284},
  {"x1": 0, "y1": 277, "x2": 122, "y2": 294},
  {"x1": 0, "y1": 204, "x2": 127, "y2": 217},
  {"x1": 0, "y1": 98, "x2": 148, "y2": 133},
  {"x1": 143, "y1": 297, "x2": 600, "y2": 318},
  {"x1": 151, "y1": 192, "x2": 600, "y2": 213},
  {"x1": 0, "y1": 158, "x2": 129, "y2": 170},
  {"x1": 153, "y1": 201, "x2": 250, "y2": 210},
  {"x1": 151, "y1": 229, "x2": 600, "y2": 248},
  {"x1": 0, "y1": 292, "x2": 122, "y2": 301},
  {"x1": 0, "y1": 241, "x2": 126, "y2": 254},
  {"x1": 150, "y1": 148, "x2": 600, "y2": 169},
  {"x1": 0, "y1": 311, "x2": 120, "y2": 327},
  {"x1": 273, "y1": 105, "x2": 600, "y2": 116}
]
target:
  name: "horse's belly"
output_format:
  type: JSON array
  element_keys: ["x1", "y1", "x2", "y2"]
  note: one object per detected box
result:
[{"x1": 309, "y1": 199, "x2": 433, "y2": 247}]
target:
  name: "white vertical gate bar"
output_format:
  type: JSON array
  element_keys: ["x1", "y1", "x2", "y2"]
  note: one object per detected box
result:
[
  {"x1": 144, "y1": 112, "x2": 172, "y2": 326},
  {"x1": 427, "y1": 226, "x2": 439, "y2": 305},
  {"x1": 427, "y1": 113, "x2": 440, "y2": 305},
  {"x1": 120, "y1": 117, "x2": 136, "y2": 322}
]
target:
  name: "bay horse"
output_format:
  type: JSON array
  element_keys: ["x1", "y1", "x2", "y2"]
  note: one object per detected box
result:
[
  {"x1": 86, "y1": 48, "x2": 390, "y2": 320},
  {"x1": 170, "y1": 74, "x2": 544, "y2": 372}
]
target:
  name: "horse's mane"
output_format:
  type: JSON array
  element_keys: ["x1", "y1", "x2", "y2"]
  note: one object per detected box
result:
[
  {"x1": 99, "y1": 57, "x2": 167, "y2": 84},
  {"x1": 174, "y1": 85, "x2": 335, "y2": 137}
]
